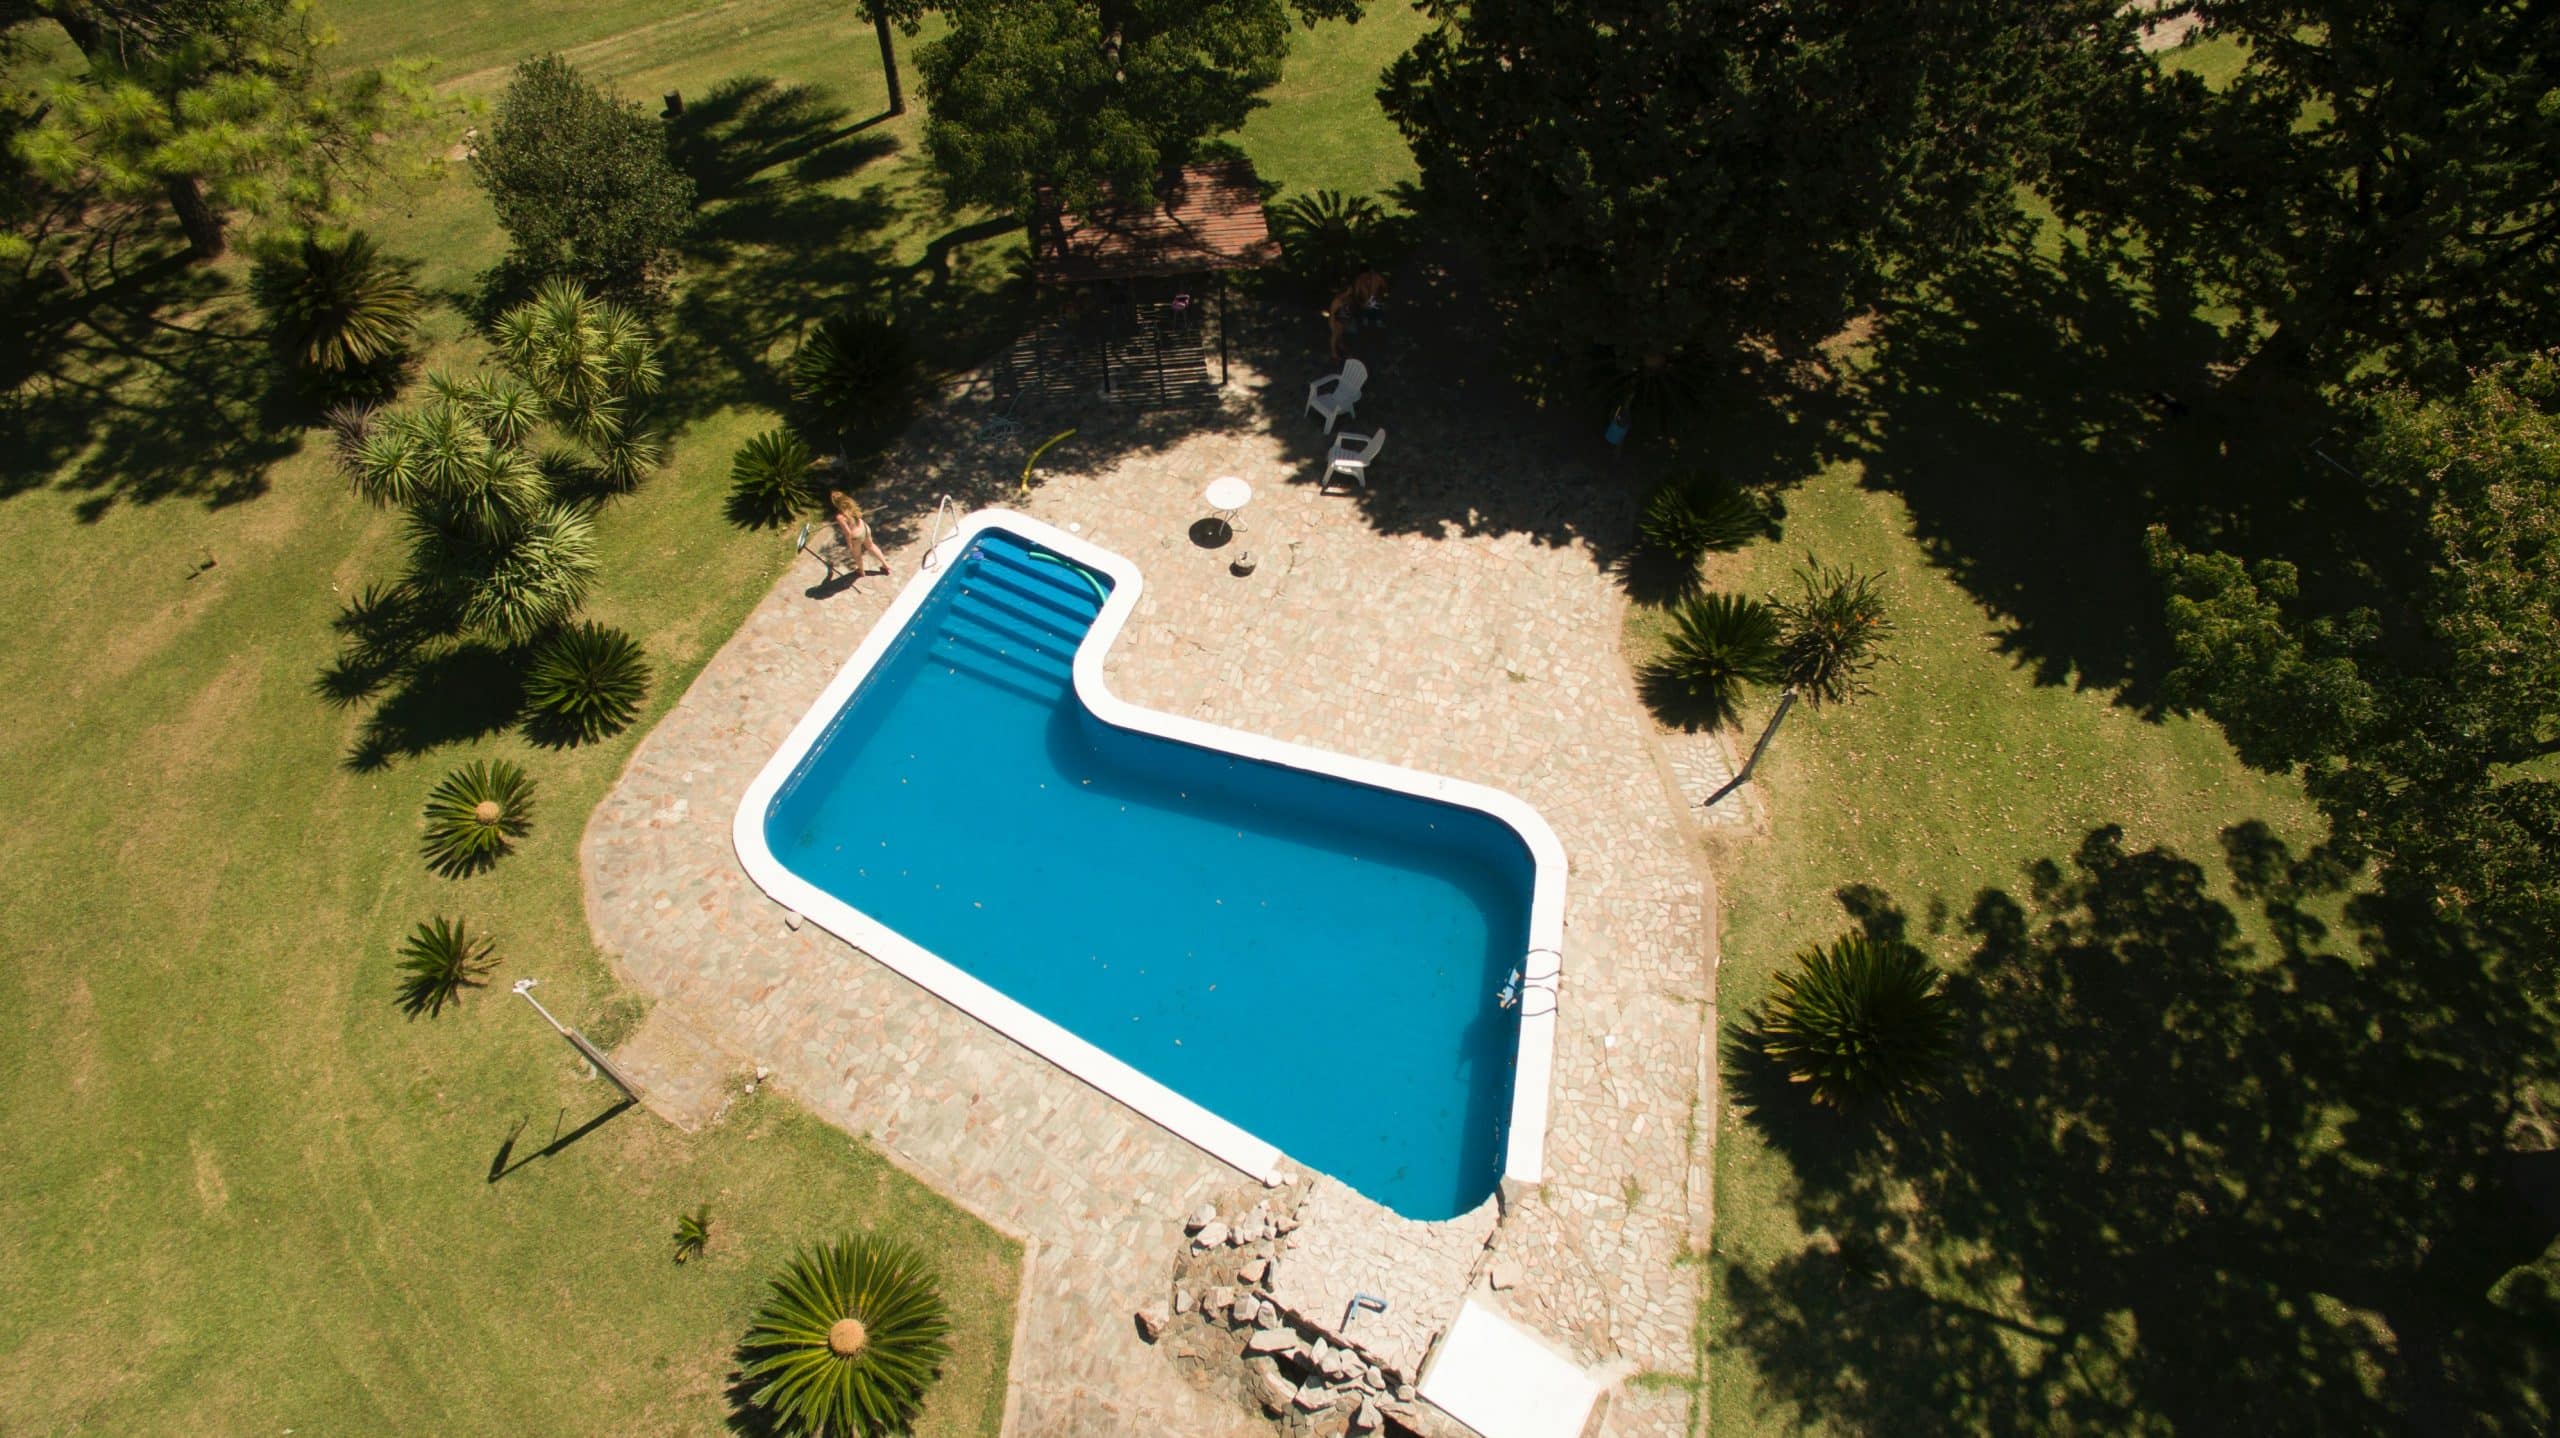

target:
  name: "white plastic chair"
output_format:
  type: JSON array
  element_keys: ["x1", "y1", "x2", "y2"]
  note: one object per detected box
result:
[
  {"x1": 1321, "y1": 428, "x2": 1386, "y2": 493},
  {"x1": 1305, "y1": 358, "x2": 1368, "y2": 433}
]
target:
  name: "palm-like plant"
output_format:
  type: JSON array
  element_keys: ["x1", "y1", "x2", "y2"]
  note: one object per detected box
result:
[
  {"x1": 674, "y1": 1205, "x2": 712, "y2": 1264},
  {"x1": 1753, "y1": 934, "x2": 1956, "y2": 1118},
  {"x1": 249, "y1": 231, "x2": 422, "y2": 392},
  {"x1": 420, "y1": 759, "x2": 536, "y2": 875},
  {"x1": 727, "y1": 427, "x2": 816, "y2": 529},
  {"x1": 790, "y1": 309, "x2": 912, "y2": 439},
  {"x1": 1776, "y1": 557, "x2": 1894, "y2": 706},
  {"x1": 524, "y1": 621, "x2": 652, "y2": 742},
  {"x1": 1644, "y1": 592, "x2": 1783, "y2": 729},
  {"x1": 493, "y1": 278, "x2": 666, "y2": 429},
  {"x1": 409, "y1": 501, "x2": 600, "y2": 647},
  {"x1": 331, "y1": 288, "x2": 664, "y2": 668},
  {"x1": 741, "y1": 1234, "x2": 952, "y2": 1438},
  {"x1": 395, "y1": 916, "x2": 498, "y2": 1017},
  {"x1": 1269, "y1": 189, "x2": 1386, "y2": 288},
  {"x1": 1640, "y1": 475, "x2": 1762, "y2": 563}
]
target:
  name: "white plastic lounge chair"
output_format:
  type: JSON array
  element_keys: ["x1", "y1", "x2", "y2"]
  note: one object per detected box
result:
[
  {"x1": 1306, "y1": 358, "x2": 1369, "y2": 434},
  {"x1": 1321, "y1": 428, "x2": 1386, "y2": 493}
]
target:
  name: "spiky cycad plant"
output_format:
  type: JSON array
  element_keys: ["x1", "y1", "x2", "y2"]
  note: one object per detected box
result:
[
  {"x1": 525, "y1": 621, "x2": 652, "y2": 742},
  {"x1": 421, "y1": 760, "x2": 537, "y2": 875},
  {"x1": 727, "y1": 427, "x2": 817, "y2": 529},
  {"x1": 1643, "y1": 592, "x2": 1783, "y2": 729},
  {"x1": 1754, "y1": 934, "x2": 1956, "y2": 1118},
  {"x1": 249, "y1": 231, "x2": 423, "y2": 393},
  {"x1": 674, "y1": 1205, "x2": 712, "y2": 1264},
  {"x1": 1639, "y1": 475, "x2": 1762, "y2": 563},
  {"x1": 1775, "y1": 557, "x2": 1894, "y2": 706},
  {"x1": 1269, "y1": 189, "x2": 1386, "y2": 288},
  {"x1": 396, "y1": 916, "x2": 497, "y2": 1017},
  {"x1": 790, "y1": 309, "x2": 911, "y2": 439},
  {"x1": 741, "y1": 1234, "x2": 952, "y2": 1438}
]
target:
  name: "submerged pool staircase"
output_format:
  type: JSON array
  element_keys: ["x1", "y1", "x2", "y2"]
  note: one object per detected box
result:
[{"x1": 930, "y1": 535, "x2": 1108, "y2": 700}]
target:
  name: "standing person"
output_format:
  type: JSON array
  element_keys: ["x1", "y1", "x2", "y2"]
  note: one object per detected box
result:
[
  {"x1": 1351, "y1": 263, "x2": 1387, "y2": 327},
  {"x1": 828, "y1": 490, "x2": 891, "y2": 576},
  {"x1": 1325, "y1": 286, "x2": 1357, "y2": 361}
]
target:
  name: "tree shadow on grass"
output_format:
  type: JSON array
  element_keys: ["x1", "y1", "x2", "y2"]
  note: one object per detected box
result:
[
  {"x1": 1721, "y1": 825, "x2": 2560, "y2": 1435},
  {"x1": 1832, "y1": 241, "x2": 2235, "y2": 710},
  {"x1": 658, "y1": 73, "x2": 1025, "y2": 442},
  {"x1": 0, "y1": 206, "x2": 305, "y2": 519},
  {"x1": 341, "y1": 642, "x2": 527, "y2": 772}
]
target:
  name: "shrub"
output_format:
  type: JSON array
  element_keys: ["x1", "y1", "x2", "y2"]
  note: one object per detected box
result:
[
  {"x1": 728, "y1": 427, "x2": 817, "y2": 529},
  {"x1": 1776, "y1": 557, "x2": 1894, "y2": 706},
  {"x1": 525, "y1": 621, "x2": 652, "y2": 742},
  {"x1": 1639, "y1": 475, "x2": 1762, "y2": 563},
  {"x1": 674, "y1": 1206, "x2": 712, "y2": 1264},
  {"x1": 420, "y1": 759, "x2": 537, "y2": 876},
  {"x1": 473, "y1": 53, "x2": 696, "y2": 298},
  {"x1": 742, "y1": 1234, "x2": 952, "y2": 1438},
  {"x1": 790, "y1": 309, "x2": 912, "y2": 439},
  {"x1": 1754, "y1": 934, "x2": 1956, "y2": 1118},
  {"x1": 248, "y1": 231, "x2": 421, "y2": 398},
  {"x1": 1269, "y1": 189, "x2": 1387, "y2": 290},
  {"x1": 395, "y1": 916, "x2": 497, "y2": 1017},
  {"x1": 1644, "y1": 592, "x2": 1783, "y2": 729}
]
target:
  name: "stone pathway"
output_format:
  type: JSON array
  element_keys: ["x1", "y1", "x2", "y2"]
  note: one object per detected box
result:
[{"x1": 586, "y1": 292, "x2": 1723, "y2": 1436}]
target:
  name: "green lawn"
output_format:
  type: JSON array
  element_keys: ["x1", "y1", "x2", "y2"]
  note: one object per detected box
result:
[
  {"x1": 1640, "y1": 464, "x2": 2323, "y2": 1434},
  {"x1": 1633, "y1": 263, "x2": 2551, "y2": 1427},
  {"x1": 0, "y1": 2, "x2": 1434, "y2": 1432}
]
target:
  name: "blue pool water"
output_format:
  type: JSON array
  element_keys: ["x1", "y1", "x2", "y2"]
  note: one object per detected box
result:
[{"x1": 764, "y1": 528, "x2": 1534, "y2": 1220}]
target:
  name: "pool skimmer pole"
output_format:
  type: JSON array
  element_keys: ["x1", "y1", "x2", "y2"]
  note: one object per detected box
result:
[{"x1": 511, "y1": 978, "x2": 643, "y2": 1102}]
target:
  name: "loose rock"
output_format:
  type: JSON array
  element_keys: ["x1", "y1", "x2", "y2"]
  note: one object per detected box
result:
[
  {"x1": 1363, "y1": 1365, "x2": 1385, "y2": 1390},
  {"x1": 1246, "y1": 1327, "x2": 1297, "y2": 1354},
  {"x1": 1134, "y1": 1306, "x2": 1169, "y2": 1342},
  {"x1": 1230, "y1": 1295, "x2": 1260, "y2": 1325},
  {"x1": 1395, "y1": 1384, "x2": 1415, "y2": 1402},
  {"x1": 1256, "y1": 1297, "x2": 1280, "y2": 1327},
  {"x1": 1205, "y1": 1285, "x2": 1236, "y2": 1314},
  {"x1": 1257, "y1": 1368, "x2": 1296, "y2": 1415},
  {"x1": 1237, "y1": 1256, "x2": 1269, "y2": 1285},
  {"x1": 1186, "y1": 1204, "x2": 1218, "y2": 1232},
  {"x1": 1172, "y1": 1288, "x2": 1195, "y2": 1315},
  {"x1": 1193, "y1": 1221, "x2": 1231, "y2": 1249},
  {"x1": 1293, "y1": 1381, "x2": 1333, "y2": 1412},
  {"x1": 1352, "y1": 1397, "x2": 1382, "y2": 1432}
]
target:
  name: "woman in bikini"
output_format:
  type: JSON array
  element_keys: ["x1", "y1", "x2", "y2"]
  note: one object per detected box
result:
[{"x1": 828, "y1": 489, "x2": 891, "y2": 576}]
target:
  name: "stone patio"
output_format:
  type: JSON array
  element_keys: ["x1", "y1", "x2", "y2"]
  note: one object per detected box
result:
[{"x1": 583, "y1": 288, "x2": 1734, "y2": 1436}]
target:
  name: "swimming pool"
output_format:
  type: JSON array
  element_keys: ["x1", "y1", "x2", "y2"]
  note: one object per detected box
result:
[{"x1": 734, "y1": 511, "x2": 1564, "y2": 1221}]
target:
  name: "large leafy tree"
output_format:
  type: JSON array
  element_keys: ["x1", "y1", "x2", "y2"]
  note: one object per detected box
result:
[
  {"x1": 917, "y1": 0, "x2": 1358, "y2": 225},
  {"x1": 9, "y1": 0, "x2": 425, "y2": 260},
  {"x1": 2151, "y1": 353, "x2": 2560, "y2": 973},
  {"x1": 2058, "y1": 0, "x2": 2560, "y2": 398},
  {"x1": 472, "y1": 53, "x2": 695, "y2": 299},
  {"x1": 1380, "y1": 0, "x2": 2134, "y2": 409}
]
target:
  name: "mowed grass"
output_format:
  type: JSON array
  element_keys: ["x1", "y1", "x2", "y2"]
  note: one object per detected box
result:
[
  {"x1": 0, "y1": 2, "x2": 1433, "y2": 1433},
  {"x1": 1624, "y1": 466, "x2": 2323, "y2": 1435}
]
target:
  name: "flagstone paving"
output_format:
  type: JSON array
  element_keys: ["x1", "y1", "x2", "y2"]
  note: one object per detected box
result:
[{"x1": 585, "y1": 325, "x2": 1735, "y2": 1436}]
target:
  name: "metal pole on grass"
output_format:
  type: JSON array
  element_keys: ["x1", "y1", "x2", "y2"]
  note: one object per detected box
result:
[{"x1": 510, "y1": 979, "x2": 642, "y2": 1102}]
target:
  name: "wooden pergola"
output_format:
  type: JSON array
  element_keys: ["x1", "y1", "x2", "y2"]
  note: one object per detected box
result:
[{"x1": 1007, "y1": 159, "x2": 1280, "y2": 404}]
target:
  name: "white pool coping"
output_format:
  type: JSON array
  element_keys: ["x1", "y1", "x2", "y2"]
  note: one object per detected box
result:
[{"x1": 732, "y1": 509, "x2": 1566, "y2": 1198}]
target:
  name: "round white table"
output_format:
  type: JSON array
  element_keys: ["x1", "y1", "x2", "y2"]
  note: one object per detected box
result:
[{"x1": 1204, "y1": 474, "x2": 1253, "y2": 527}]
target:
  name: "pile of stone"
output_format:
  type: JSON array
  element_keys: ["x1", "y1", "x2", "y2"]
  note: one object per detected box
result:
[{"x1": 1138, "y1": 1201, "x2": 1424, "y2": 1436}]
